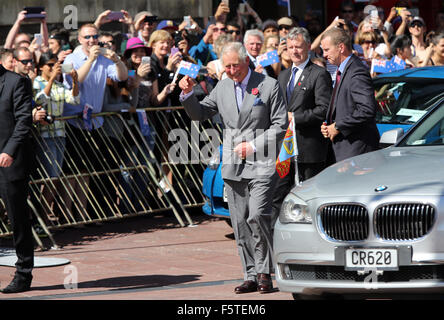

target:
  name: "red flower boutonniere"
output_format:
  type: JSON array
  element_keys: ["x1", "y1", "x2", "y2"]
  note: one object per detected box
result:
[
  {"x1": 298, "y1": 82, "x2": 302, "y2": 86},
  {"x1": 251, "y1": 88, "x2": 259, "y2": 95}
]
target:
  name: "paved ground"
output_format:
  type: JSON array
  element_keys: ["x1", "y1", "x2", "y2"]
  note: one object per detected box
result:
[{"x1": 0, "y1": 212, "x2": 292, "y2": 301}]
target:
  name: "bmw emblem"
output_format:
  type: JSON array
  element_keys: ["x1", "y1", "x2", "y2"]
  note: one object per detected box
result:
[{"x1": 375, "y1": 185, "x2": 388, "y2": 192}]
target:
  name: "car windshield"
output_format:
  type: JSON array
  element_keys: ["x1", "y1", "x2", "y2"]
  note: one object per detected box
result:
[
  {"x1": 373, "y1": 81, "x2": 444, "y2": 125},
  {"x1": 398, "y1": 101, "x2": 444, "y2": 147}
]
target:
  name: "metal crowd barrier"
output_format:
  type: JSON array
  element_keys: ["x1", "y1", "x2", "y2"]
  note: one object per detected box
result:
[{"x1": 0, "y1": 107, "x2": 223, "y2": 249}]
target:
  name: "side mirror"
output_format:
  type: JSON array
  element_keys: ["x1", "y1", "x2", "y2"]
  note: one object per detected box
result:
[{"x1": 379, "y1": 128, "x2": 405, "y2": 146}]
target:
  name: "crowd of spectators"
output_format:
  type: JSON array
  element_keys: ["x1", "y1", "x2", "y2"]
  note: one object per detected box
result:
[{"x1": 1, "y1": 0, "x2": 444, "y2": 224}]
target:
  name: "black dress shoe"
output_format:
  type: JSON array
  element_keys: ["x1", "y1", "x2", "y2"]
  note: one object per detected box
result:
[
  {"x1": 235, "y1": 280, "x2": 257, "y2": 294},
  {"x1": 257, "y1": 273, "x2": 273, "y2": 294},
  {"x1": 1, "y1": 275, "x2": 32, "y2": 294}
]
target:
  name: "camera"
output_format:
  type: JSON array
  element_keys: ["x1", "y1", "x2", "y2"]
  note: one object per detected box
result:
[
  {"x1": 44, "y1": 111, "x2": 55, "y2": 124},
  {"x1": 173, "y1": 31, "x2": 184, "y2": 48}
]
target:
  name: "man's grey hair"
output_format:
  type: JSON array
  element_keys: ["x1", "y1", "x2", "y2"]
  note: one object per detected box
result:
[
  {"x1": 221, "y1": 41, "x2": 248, "y2": 63},
  {"x1": 243, "y1": 29, "x2": 264, "y2": 45},
  {"x1": 287, "y1": 27, "x2": 311, "y2": 44}
]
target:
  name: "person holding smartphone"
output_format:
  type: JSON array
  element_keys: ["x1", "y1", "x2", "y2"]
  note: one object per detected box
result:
[
  {"x1": 32, "y1": 53, "x2": 80, "y2": 224},
  {"x1": 133, "y1": 11, "x2": 158, "y2": 46}
]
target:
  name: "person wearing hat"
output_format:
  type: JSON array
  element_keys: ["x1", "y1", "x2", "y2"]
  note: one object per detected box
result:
[
  {"x1": 408, "y1": 16, "x2": 427, "y2": 64},
  {"x1": 123, "y1": 37, "x2": 175, "y2": 108},
  {"x1": 277, "y1": 17, "x2": 294, "y2": 39},
  {"x1": 262, "y1": 19, "x2": 279, "y2": 37},
  {"x1": 134, "y1": 11, "x2": 158, "y2": 46},
  {"x1": 157, "y1": 20, "x2": 179, "y2": 34}
]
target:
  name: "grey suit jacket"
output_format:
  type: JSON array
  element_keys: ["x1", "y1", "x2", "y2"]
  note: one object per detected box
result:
[{"x1": 182, "y1": 71, "x2": 287, "y2": 181}]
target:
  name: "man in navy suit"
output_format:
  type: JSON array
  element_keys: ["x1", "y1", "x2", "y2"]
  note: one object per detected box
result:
[
  {"x1": 272, "y1": 27, "x2": 332, "y2": 232},
  {"x1": 0, "y1": 64, "x2": 34, "y2": 293},
  {"x1": 320, "y1": 27, "x2": 379, "y2": 163}
]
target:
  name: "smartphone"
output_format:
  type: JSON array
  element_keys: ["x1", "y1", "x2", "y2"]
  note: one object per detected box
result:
[
  {"x1": 34, "y1": 34, "x2": 43, "y2": 46},
  {"x1": 171, "y1": 47, "x2": 180, "y2": 56},
  {"x1": 61, "y1": 63, "x2": 73, "y2": 74},
  {"x1": 184, "y1": 16, "x2": 191, "y2": 29},
  {"x1": 143, "y1": 15, "x2": 157, "y2": 23},
  {"x1": 24, "y1": 6, "x2": 45, "y2": 19},
  {"x1": 209, "y1": 16, "x2": 216, "y2": 25},
  {"x1": 107, "y1": 11, "x2": 124, "y2": 21},
  {"x1": 239, "y1": 3, "x2": 246, "y2": 13},
  {"x1": 99, "y1": 47, "x2": 108, "y2": 55},
  {"x1": 370, "y1": 9, "x2": 379, "y2": 29},
  {"x1": 141, "y1": 56, "x2": 151, "y2": 65},
  {"x1": 222, "y1": 0, "x2": 229, "y2": 5},
  {"x1": 62, "y1": 44, "x2": 71, "y2": 51}
]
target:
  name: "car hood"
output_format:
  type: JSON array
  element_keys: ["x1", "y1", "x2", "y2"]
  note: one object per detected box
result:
[{"x1": 293, "y1": 146, "x2": 444, "y2": 199}]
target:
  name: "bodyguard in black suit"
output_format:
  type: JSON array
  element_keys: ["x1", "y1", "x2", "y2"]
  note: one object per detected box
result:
[
  {"x1": 320, "y1": 27, "x2": 380, "y2": 163},
  {"x1": 0, "y1": 64, "x2": 34, "y2": 293},
  {"x1": 272, "y1": 27, "x2": 332, "y2": 236}
]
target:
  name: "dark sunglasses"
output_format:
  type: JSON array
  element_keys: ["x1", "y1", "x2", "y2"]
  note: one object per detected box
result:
[
  {"x1": 46, "y1": 63, "x2": 55, "y2": 67},
  {"x1": 363, "y1": 40, "x2": 376, "y2": 44},
  {"x1": 99, "y1": 41, "x2": 114, "y2": 46},
  {"x1": 410, "y1": 22, "x2": 424, "y2": 28},
  {"x1": 229, "y1": 29, "x2": 241, "y2": 35},
  {"x1": 342, "y1": 10, "x2": 353, "y2": 13},
  {"x1": 279, "y1": 25, "x2": 291, "y2": 30},
  {"x1": 83, "y1": 34, "x2": 99, "y2": 40},
  {"x1": 19, "y1": 59, "x2": 34, "y2": 65},
  {"x1": 213, "y1": 27, "x2": 227, "y2": 32}
]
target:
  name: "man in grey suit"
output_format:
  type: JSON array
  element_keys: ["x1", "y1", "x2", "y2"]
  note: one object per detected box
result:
[{"x1": 179, "y1": 42, "x2": 287, "y2": 294}]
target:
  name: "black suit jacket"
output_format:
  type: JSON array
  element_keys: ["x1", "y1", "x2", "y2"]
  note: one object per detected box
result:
[
  {"x1": 0, "y1": 65, "x2": 33, "y2": 181},
  {"x1": 278, "y1": 61, "x2": 332, "y2": 163},
  {"x1": 327, "y1": 54, "x2": 380, "y2": 162}
]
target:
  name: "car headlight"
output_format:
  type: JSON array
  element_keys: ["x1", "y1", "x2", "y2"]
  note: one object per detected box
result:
[
  {"x1": 279, "y1": 192, "x2": 312, "y2": 224},
  {"x1": 208, "y1": 149, "x2": 221, "y2": 170}
]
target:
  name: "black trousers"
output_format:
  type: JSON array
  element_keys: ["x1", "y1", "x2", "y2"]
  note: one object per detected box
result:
[{"x1": 0, "y1": 179, "x2": 33, "y2": 280}]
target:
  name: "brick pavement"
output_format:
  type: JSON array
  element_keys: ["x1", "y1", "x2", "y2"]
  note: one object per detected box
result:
[{"x1": 0, "y1": 213, "x2": 292, "y2": 300}]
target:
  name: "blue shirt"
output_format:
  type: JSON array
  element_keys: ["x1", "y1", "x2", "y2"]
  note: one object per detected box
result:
[
  {"x1": 338, "y1": 54, "x2": 353, "y2": 75},
  {"x1": 189, "y1": 38, "x2": 217, "y2": 66},
  {"x1": 63, "y1": 48, "x2": 119, "y2": 129}
]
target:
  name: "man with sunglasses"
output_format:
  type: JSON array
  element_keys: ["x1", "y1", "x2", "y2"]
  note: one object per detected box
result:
[
  {"x1": 408, "y1": 16, "x2": 428, "y2": 65},
  {"x1": 99, "y1": 32, "x2": 117, "y2": 52},
  {"x1": 189, "y1": 22, "x2": 227, "y2": 66},
  {"x1": 13, "y1": 47, "x2": 36, "y2": 83},
  {"x1": 277, "y1": 17, "x2": 294, "y2": 39},
  {"x1": 227, "y1": 21, "x2": 243, "y2": 42}
]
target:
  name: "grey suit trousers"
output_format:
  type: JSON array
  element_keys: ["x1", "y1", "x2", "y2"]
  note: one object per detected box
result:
[{"x1": 224, "y1": 174, "x2": 278, "y2": 281}]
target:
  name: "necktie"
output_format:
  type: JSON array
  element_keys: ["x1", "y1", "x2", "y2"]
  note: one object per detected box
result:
[
  {"x1": 286, "y1": 67, "x2": 298, "y2": 102},
  {"x1": 328, "y1": 70, "x2": 342, "y2": 123},
  {"x1": 235, "y1": 82, "x2": 244, "y2": 110}
]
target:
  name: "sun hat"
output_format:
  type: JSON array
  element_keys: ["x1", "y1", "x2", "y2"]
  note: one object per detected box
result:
[{"x1": 123, "y1": 37, "x2": 152, "y2": 59}]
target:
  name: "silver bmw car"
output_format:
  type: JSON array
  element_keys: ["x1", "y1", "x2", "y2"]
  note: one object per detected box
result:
[{"x1": 273, "y1": 98, "x2": 444, "y2": 299}]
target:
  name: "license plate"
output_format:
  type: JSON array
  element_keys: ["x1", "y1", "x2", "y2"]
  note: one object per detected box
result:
[
  {"x1": 345, "y1": 248, "x2": 398, "y2": 270},
  {"x1": 223, "y1": 186, "x2": 228, "y2": 202}
]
